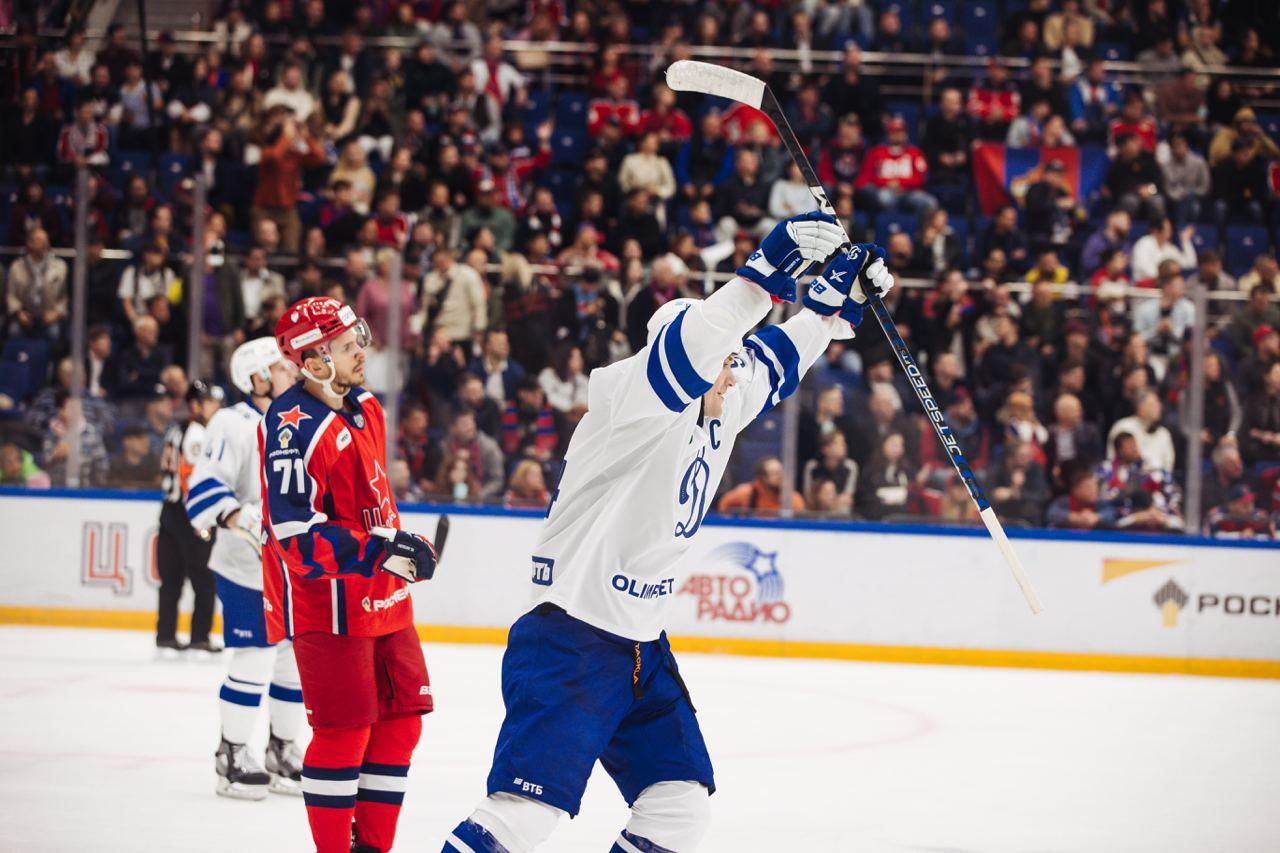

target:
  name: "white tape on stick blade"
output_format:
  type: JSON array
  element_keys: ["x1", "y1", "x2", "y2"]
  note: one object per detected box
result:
[{"x1": 665, "y1": 60, "x2": 766, "y2": 109}]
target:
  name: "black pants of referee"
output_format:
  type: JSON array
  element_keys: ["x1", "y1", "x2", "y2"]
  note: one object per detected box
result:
[{"x1": 155, "y1": 501, "x2": 216, "y2": 645}]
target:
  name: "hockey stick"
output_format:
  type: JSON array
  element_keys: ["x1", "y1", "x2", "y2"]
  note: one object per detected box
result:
[{"x1": 666, "y1": 60, "x2": 1043, "y2": 614}]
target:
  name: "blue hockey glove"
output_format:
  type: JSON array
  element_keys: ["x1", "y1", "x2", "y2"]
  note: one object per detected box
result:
[
  {"x1": 803, "y1": 243, "x2": 894, "y2": 328},
  {"x1": 737, "y1": 211, "x2": 847, "y2": 302},
  {"x1": 372, "y1": 527, "x2": 438, "y2": 582}
]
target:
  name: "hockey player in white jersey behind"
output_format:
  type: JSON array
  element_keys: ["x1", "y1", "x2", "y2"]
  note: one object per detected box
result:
[
  {"x1": 185, "y1": 338, "x2": 306, "y2": 800},
  {"x1": 441, "y1": 211, "x2": 894, "y2": 853}
]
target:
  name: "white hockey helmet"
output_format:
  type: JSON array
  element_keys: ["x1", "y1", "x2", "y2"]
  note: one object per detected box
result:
[
  {"x1": 646, "y1": 297, "x2": 701, "y2": 348},
  {"x1": 229, "y1": 336, "x2": 285, "y2": 395}
]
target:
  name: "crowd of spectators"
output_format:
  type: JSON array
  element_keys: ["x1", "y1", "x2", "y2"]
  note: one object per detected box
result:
[{"x1": 2, "y1": 0, "x2": 1279, "y2": 537}]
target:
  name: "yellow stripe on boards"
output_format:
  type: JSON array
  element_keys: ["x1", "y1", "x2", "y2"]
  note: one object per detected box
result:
[{"x1": 2, "y1": 606, "x2": 1277, "y2": 680}]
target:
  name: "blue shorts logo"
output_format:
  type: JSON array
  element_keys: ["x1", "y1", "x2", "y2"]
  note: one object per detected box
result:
[
  {"x1": 532, "y1": 556, "x2": 554, "y2": 586},
  {"x1": 675, "y1": 447, "x2": 711, "y2": 539}
]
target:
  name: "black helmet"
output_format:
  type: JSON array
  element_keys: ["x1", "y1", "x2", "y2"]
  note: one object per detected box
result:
[{"x1": 184, "y1": 379, "x2": 225, "y2": 404}]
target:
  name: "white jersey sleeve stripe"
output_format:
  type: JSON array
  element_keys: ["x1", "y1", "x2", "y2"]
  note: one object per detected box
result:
[
  {"x1": 646, "y1": 307, "x2": 715, "y2": 412},
  {"x1": 744, "y1": 325, "x2": 801, "y2": 414}
]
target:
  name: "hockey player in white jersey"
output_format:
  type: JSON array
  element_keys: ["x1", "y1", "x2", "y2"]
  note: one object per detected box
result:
[
  {"x1": 185, "y1": 338, "x2": 305, "y2": 800},
  {"x1": 442, "y1": 211, "x2": 894, "y2": 853}
]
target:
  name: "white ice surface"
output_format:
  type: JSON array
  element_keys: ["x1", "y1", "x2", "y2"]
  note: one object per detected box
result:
[{"x1": 2, "y1": 626, "x2": 1278, "y2": 852}]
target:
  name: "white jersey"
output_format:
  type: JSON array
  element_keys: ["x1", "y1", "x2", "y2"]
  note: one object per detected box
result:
[
  {"x1": 186, "y1": 401, "x2": 266, "y2": 589},
  {"x1": 530, "y1": 278, "x2": 846, "y2": 641}
]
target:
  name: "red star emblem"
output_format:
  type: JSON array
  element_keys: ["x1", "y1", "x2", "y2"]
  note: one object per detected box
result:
[{"x1": 277, "y1": 405, "x2": 311, "y2": 430}]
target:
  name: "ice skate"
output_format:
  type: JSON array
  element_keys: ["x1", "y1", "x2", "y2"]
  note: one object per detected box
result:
[
  {"x1": 215, "y1": 737, "x2": 269, "y2": 800},
  {"x1": 265, "y1": 732, "x2": 303, "y2": 796}
]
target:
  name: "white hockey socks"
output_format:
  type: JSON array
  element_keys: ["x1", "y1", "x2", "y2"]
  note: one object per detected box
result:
[
  {"x1": 218, "y1": 646, "x2": 274, "y2": 744},
  {"x1": 267, "y1": 641, "x2": 305, "y2": 742},
  {"x1": 613, "y1": 781, "x2": 711, "y2": 853}
]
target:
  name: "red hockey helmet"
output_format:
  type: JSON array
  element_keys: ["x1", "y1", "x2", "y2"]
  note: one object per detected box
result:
[{"x1": 275, "y1": 296, "x2": 371, "y2": 368}]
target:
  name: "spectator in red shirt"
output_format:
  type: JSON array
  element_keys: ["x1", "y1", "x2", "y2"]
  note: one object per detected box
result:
[
  {"x1": 587, "y1": 75, "x2": 640, "y2": 138},
  {"x1": 855, "y1": 115, "x2": 936, "y2": 217},
  {"x1": 968, "y1": 57, "x2": 1021, "y2": 141},
  {"x1": 372, "y1": 191, "x2": 410, "y2": 248},
  {"x1": 636, "y1": 83, "x2": 692, "y2": 146},
  {"x1": 817, "y1": 114, "x2": 865, "y2": 198},
  {"x1": 56, "y1": 97, "x2": 108, "y2": 177},
  {"x1": 1108, "y1": 91, "x2": 1158, "y2": 154}
]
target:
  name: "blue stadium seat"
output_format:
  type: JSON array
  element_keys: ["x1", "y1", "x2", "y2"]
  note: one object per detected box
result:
[
  {"x1": 1095, "y1": 41, "x2": 1131, "y2": 61},
  {"x1": 853, "y1": 209, "x2": 871, "y2": 235},
  {"x1": 522, "y1": 89, "x2": 553, "y2": 138},
  {"x1": 555, "y1": 92, "x2": 589, "y2": 130},
  {"x1": 114, "y1": 150, "x2": 150, "y2": 181},
  {"x1": 882, "y1": 1, "x2": 915, "y2": 30},
  {"x1": 158, "y1": 153, "x2": 191, "y2": 198},
  {"x1": 960, "y1": 0, "x2": 998, "y2": 38},
  {"x1": 732, "y1": 410, "x2": 783, "y2": 486},
  {"x1": 1258, "y1": 112, "x2": 1280, "y2": 142},
  {"x1": 1225, "y1": 224, "x2": 1270, "y2": 278},
  {"x1": 1190, "y1": 224, "x2": 1219, "y2": 254},
  {"x1": 545, "y1": 168, "x2": 577, "y2": 212},
  {"x1": 552, "y1": 127, "x2": 587, "y2": 165},
  {"x1": 0, "y1": 362, "x2": 31, "y2": 402},
  {"x1": 875, "y1": 211, "x2": 920, "y2": 241},
  {"x1": 921, "y1": 0, "x2": 956, "y2": 24},
  {"x1": 965, "y1": 33, "x2": 998, "y2": 56},
  {"x1": 1, "y1": 338, "x2": 48, "y2": 398},
  {"x1": 950, "y1": 217, "x2": 970, "y2": 266}
]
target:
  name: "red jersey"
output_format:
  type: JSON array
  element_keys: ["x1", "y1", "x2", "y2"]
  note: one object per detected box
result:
[
  {"x1": 259, "y1": 383, "x2": 412, "y2": 643},
  {"x1": 855, "y1": 144, "x2": 928, "y2": 191},
  {"x1": 1108, "y1": 117, "x2": 1158, "y2": 152},
  {"x1": 636, "y1": 107, "x2": 692, "y2": 141},
  {"x1": 587, "y1": 97, "x2": 641, "y2": 136},
  {"x1": 967, "y1": 83, "x2": 1021, "y2": 124},
  {"x1": 722, "y1": 102, "x2": 778, "y2": 144}
]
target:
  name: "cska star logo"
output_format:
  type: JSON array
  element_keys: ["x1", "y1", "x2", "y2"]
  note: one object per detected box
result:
[{"x1": 277, "y1": 405, "x2": 311, "y2": 430}]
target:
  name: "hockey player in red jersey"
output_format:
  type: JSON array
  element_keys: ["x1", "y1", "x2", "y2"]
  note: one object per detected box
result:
[{"x1": 260, "y1": 296, "x2": 440, "y2": 853}]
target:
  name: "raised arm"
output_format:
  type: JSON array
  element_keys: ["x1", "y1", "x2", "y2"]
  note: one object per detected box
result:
[{"x1": 611, "y1": 213, "x2": 847, "y2": 424}]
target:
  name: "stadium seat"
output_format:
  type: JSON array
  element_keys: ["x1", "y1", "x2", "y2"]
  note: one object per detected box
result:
[
  {"x1": 1095, "y1": 41, "x2": 1131, "y2": 61},
  {"x1": 555, "y1": 92, "x2": 589, "y2": 130},
  {"x1": 882, "y1": 1, "x2": 915, "y2": 31},
  {"x1": 950, "y1": 217, "x2": 970, "y2": 266},
  {"x1": 114, "y1": 150, "x2": 151, "y2": 181},
  {"x1": 921, "y1": 0, "x2": 957, "y2": 24},
  {"x1": 732, "y1": 410, "x2": 783, "y2": 486},
  {"x1": 552, "y1": 127, "x2": 587, "y2": 165},
  {"x1": 158, "y1": 153, "x2": 191, "y2": 198},
  {"x1": 1190, "y1": 224, "x2": 1219, "y2": 253},
  {"x1": 1, "y1": 338, "x2": 48, "y2": 398},
  {"x1": 965, "y1": 33, "x2": 998, "y2": 56},
  {"x1": 875, "y1": 211, "x2": 919, "y2": 241},
  {"x1": 959, "y1": 0, "x2": 997, "y2": 38},
  {"x1": 1257, "y1": 112, "x2": 1280, "y2": 142},
  {"x1": 1225, "y1": 224, "x2": 1270, "y2": 277},
  {"x1": 1128, "y1": 221, "x2": 1150, "y2": 242},
  {"x1": 0, "y1": 361, "x2": 31, "y2": 402}
]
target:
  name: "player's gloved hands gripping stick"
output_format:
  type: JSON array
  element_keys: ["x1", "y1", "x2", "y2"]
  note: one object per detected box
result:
[
  {"x1": 803, "y1": 243, "x2": 896, "y2": 328},
  {"x1": 371, "y1": 527, "x2": 438, "y2": 582},
  {"x1": 736, "y1": 211, "x2": 848, "y2": 302}
]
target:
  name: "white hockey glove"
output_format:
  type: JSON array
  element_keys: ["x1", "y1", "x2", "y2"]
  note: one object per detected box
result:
[
  {"x1": 803, "y1": 243, "x2": 895, "y2": 329},
  {"x1": 221, "y1": 502, "x2": 263, "y2": 550},
  {"x1": 736, "y1": 211, "x2": 848, "y2": 302},
  {"x1": 370, "y1": 526, "x2": 439, "y2": 582}
]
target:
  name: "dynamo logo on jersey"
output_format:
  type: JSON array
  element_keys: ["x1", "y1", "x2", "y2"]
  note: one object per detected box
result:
[
  {"x1": 678, "y1": 542, "x2": 791, "y2": 624},
  {"x1": 675, "y1": 447, "x2": 711, "y2": 539}
]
